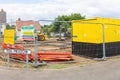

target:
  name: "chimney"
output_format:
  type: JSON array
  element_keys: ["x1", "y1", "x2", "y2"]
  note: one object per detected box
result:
[{"x1": 18, "y1": 18, "x2": 21, "y2": 21}]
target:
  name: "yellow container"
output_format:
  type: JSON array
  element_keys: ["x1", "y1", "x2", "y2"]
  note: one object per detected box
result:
[{"x1": 72, "y1": 17, "x2": 120, "y2": 44}]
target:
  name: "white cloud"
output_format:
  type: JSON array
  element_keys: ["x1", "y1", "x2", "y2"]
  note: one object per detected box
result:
[{"x1": 0, "y1": 0, "x2": 120, "y2": 24}]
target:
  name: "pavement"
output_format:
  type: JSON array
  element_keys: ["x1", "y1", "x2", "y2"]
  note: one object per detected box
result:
[{"x1": 0, "y1": 59, "x2": 120, "y2": 80}]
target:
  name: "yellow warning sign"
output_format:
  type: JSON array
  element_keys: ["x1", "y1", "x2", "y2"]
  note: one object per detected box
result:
[{"x1": 4, "y1": 29, "x2": 15, "y2": 45}]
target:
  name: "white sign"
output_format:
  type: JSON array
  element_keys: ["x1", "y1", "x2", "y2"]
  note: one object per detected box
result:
[
  {"x1": 4, "y1": 49, "x2": 31, "y2": 54},
  {"x1": 21, "y1": 26, "x2": 35, "y2": 41}
]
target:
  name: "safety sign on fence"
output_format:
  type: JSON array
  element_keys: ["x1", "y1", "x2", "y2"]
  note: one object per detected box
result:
[
  {"x1": 4, "y1": 29, "x2": 15, "y2": 45},
  {"x1": 4, "y1": 49, "x2": 31, "y2": 54},
  {"x1": 4, "y1": 48, "x2": 32, "y2": 69},
  {"x1": 21, "y1": 25, "x2": 35, "y2": 41}
]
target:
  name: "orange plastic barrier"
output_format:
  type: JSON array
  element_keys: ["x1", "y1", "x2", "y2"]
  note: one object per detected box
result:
[
  {"x1": 9, "y1": 54, "x2": 34, "y2": 61},
  {"x1": 2, "y1": 43, "x2": 24, "y2": 49},
  {"x1": 2, "y1": 43, "x2": 34, "y2": 61}
]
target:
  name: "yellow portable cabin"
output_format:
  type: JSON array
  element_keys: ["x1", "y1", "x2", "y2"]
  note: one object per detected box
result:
[{"x1": 72, "y1": 17, "x2": 120, "y2": 57}]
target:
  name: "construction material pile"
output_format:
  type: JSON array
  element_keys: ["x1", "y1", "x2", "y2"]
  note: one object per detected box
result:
[
  {"x1": 1, "y1": 43, "x2": 74, "y2": 62},
  {"x1": 37, "y1": 52, "x2": 73, "y2": 61}
]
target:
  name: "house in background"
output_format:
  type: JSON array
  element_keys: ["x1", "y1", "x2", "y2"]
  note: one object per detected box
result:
[
  {"x1": 0, "y1": 24, "x2": 6, "y2": 35},
  {"x1": 16, "y1": 18, "x2": 41, "y2": 39}
]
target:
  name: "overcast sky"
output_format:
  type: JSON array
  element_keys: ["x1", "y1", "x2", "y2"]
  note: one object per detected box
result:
[{"x1": 0, "y1": 0, "x2": 120, "y2": 24}]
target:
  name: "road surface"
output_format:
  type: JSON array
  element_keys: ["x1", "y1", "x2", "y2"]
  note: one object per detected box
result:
[{"x1": 0, "y1": 59, "x2": 120, "y2": 80}]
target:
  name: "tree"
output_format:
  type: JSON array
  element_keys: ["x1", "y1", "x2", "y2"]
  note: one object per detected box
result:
[
  {"x1": 41, "y1": 13, "x2": 85, "y2": 38},
  {"x1": 6, "y1": 24, "x2": 16, "y2": 29},
  {"x1": 41, "y1": 24, "x2": 53, "y2": 37},
  {"x1": 70, "y1": 13, "x2": 85, "y2": 20},
  {"x1": 51, "y1": 13, "x2": 85, "y2": 33}
]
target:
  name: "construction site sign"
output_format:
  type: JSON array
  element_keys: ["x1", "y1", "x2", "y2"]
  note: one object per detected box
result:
[
  {"x1": 4, "y1": 48, "x2": 31, "y2": 69},
  {"x1": 4, "y1": 49, "x2": 31, "y2": 54},
  {"x1": 4, "y1": 29, "x2": 15, "y2": 45},
  {"x1": 21, "y1": 26, "x2": 35, "y2": 41}
]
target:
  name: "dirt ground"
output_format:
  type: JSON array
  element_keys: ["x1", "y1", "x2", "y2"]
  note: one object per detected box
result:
[{"x1": 0, "y1": 38, "x2": 120, "y2": 69}]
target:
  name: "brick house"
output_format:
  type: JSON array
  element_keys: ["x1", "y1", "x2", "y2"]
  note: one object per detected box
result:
[{"x1": 16, "y1": 18, "x2": 41, "y2": 39}]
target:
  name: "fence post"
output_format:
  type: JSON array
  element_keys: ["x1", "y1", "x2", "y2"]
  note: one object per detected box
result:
[
  {"x1": 26, "y1": 53, "x2": 29, "y2": 69},
  {"x1": 59, "y1": 25, "x2": 62, "y2": 40},
  {"x1": 34, "y1": 29, "x2": 38, "y2": 66},
  {"x1": 102, "y1": 24, "x2": 106, "y2": 60}
]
